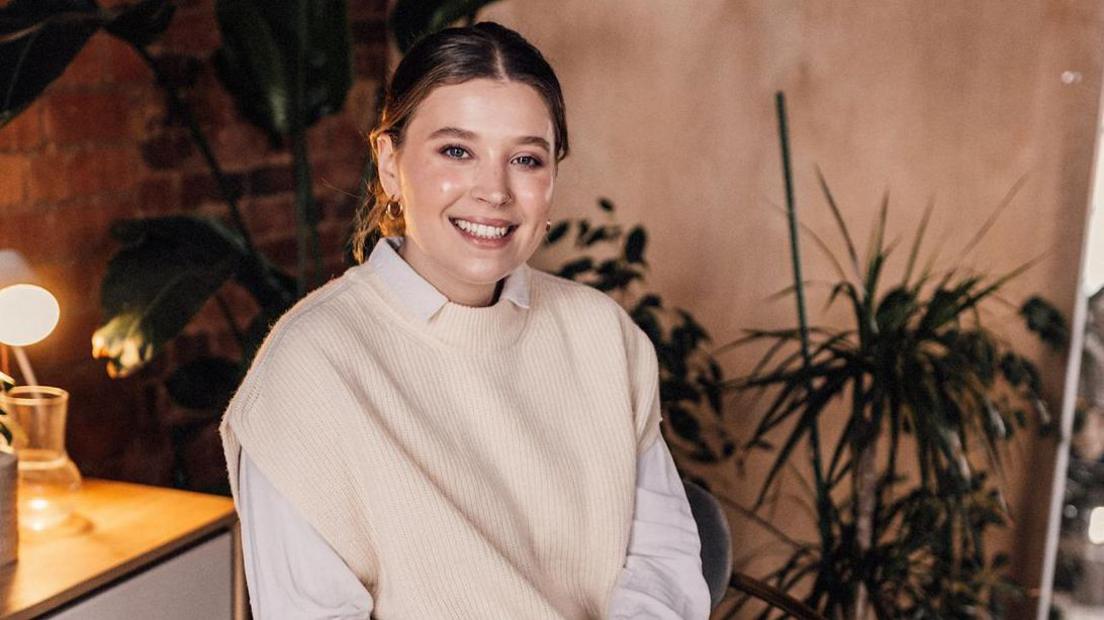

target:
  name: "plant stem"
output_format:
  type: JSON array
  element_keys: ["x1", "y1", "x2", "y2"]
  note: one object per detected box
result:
[
  {"x1": 291, "y1": 0, "x2": 322, "y2": 297},
  {"x1": 291, "y1": 130, "x2": 321, "y2": 296},
  {"x1": 853, "y1": 437, "x2": 877, "y2": 619},
  {"x1": 775, "y1": 91, "x2": 836, "y2": 605},
  {"x1": 133, "y1": 45, "x2": 257, "y2": 257}
]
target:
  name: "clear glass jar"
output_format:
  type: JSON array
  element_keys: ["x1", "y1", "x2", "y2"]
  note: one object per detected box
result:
[{"x1": 0, "y1": 386, "x2": 81, "y2": 531}]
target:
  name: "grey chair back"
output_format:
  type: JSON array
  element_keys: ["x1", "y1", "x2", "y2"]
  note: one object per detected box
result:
[{"x1": 682, "y1": 479, "x2": 732, "y2": 610}]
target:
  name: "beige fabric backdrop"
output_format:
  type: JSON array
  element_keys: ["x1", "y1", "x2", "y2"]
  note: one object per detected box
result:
[{"x1": 405, "y1": 0, "x2": 1104, "y2": 613}]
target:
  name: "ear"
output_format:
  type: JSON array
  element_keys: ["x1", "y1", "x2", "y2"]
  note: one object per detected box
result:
[{"x1": 376, "y1": 133, "x2": 401, "y2": 200}]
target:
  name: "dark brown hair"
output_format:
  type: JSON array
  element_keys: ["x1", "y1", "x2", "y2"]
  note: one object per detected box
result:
[{"x1": 349, "y1": 21, "x2": 570, "y2": 263}]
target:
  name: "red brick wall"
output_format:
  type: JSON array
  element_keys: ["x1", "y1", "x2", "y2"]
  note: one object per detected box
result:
[{"x1": 0, "y1": 0, "x2": 388, "y2": 490}]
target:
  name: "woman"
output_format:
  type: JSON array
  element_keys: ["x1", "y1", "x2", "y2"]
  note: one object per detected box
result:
[{"x1": 219, "y1": 21, "x2": 710, "y2": 620}]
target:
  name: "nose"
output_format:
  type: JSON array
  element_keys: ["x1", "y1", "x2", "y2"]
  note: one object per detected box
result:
[{"x1": 471, "y1": 161, "x2": 512, "y2": 207}]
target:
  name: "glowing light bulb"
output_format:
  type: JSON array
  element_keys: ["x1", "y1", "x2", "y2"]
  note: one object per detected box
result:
[
  {"x1": 0, "y1": 284, "x2": 59, "y2": 346},
  {"x1": 1089, "y1": 506, "x2": 1104, "y2": 544}
]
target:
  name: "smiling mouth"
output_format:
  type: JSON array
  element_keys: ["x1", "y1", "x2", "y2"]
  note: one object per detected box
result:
[{"x1": 449, "y1": 217, "x2": 519, "y2": 240}]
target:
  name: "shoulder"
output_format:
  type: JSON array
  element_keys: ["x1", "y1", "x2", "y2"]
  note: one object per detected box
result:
[
  {"x1": 529, "y1": 268, "x2": 654, "y2": 355},
  {"x1": 241, "y1": 270, "x2": 377, "y2": 385},
  {"x1": 226, "y1": 279, "x2": 353, "y2": 420},
  {"x1": 260, "y1": 277, "x2": 354, "y2": 351},
  {"x1": 530, "y1": 268, "x2": 626, "y2": 319}
]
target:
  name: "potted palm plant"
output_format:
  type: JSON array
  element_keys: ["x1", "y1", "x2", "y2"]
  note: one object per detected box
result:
[{"x1": 722, "y1": 93, "x2": 1068, "y2": 618}]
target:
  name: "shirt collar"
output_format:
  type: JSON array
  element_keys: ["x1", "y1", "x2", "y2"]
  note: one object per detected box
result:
[{"x1": 365, "y1": 236, "x2": 530, "y2": 322}]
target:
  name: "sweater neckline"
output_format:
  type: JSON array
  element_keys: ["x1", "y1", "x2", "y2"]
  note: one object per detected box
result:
[
  {"x1": 348, "y1": 263, "x2": 533, "y2": 352},
  {"x1": 366, "y1": 237, "x2": 531, "y2": 321}
]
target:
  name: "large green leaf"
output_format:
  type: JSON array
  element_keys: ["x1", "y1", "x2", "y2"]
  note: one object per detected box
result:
[
  {"x1": 92, "y1": 216, "x2": 248, "y2": 378},
  {"x1": 213, "y1": 0, "x2": 351, "y2": 142},
  {"x1": 0, "y1": 0, "x2": 100, "y2": 127},
  {"x1": 0, "y1": 0, "x2": 174, "y2": 128},
  {"x1": 389, "y1": 0, "x2": 503, "y2": 53}
]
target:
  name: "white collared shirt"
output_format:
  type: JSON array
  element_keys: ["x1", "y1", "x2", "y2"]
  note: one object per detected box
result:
[{"x1": 237, "y1": 237, "x2": 711, "y2": 619}]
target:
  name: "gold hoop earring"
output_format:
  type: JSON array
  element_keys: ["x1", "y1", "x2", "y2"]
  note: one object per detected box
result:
[{"x1": 385, "y1": 200, "x2": 403, "y2": 219}]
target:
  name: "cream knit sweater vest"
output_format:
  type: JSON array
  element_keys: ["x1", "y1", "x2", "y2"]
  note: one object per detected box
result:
[{"x1": 219, "y1": 261, "x2": 662, "y2": 619}]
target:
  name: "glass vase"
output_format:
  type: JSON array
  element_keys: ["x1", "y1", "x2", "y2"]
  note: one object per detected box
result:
[{"x1": 0, "y1": 386, "x2": 81, "y2": 531}]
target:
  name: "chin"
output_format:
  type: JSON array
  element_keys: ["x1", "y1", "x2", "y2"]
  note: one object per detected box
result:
[{"x1": 458, "y1": 265, "x2": 514, "y2": 285}]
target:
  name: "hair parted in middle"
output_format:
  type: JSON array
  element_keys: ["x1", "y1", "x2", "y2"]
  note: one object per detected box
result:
[{"x1": 349, "y1": 21, "x2": 570, "y2": 263}]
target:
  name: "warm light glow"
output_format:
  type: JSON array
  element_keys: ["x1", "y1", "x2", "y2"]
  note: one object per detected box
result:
[
  {"x1": 1089, "y1": 507, "x2": 1104, "y2": 544},
  {"x1": 25, "y1": 497, "x2": 53, "y2": 532},
  {"x1": 0, "y1": 284, "x2": 59, "y2": 346}
]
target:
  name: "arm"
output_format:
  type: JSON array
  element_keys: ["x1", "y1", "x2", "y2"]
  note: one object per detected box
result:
[
  {"x1": 238, "y1": 450, "x2": 375, "y2": 620},
  {"x1": 608, "y1": 312, "x2": 712, "y2": 619},
  {"x1": 608, "y1": 434, "x2": 713, "y2": 620}
]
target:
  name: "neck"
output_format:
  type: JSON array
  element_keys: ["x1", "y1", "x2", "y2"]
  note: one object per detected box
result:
[{"x1": 398, "y1": 241, "x2": 498, "y2": 307}]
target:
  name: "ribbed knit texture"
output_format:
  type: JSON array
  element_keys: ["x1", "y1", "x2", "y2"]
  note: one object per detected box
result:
[{"x1": 219, "y1": 260, "x2": 662, "y2": 620}]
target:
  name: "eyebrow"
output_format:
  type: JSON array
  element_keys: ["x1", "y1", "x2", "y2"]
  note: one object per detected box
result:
[{"x1": 427, "y1": 126, "x2": 551, "y2": 153}]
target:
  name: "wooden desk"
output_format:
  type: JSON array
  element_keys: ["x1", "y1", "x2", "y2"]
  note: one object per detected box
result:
[{"x1": 0, "y1": 478, "x2": 243, "y2": 619}]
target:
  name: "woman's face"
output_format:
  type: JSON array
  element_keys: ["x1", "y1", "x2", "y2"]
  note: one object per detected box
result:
[{"x1": 376, "y1": 78, "x2": 557, "y2": 307}]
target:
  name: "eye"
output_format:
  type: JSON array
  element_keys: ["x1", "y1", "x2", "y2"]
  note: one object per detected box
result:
[
  {"x1": 514, "y1": 154, "x2": 544, "y2": 169},
  {"x1": 440, "y1": 145, "x2": 470, "y2": 159}
]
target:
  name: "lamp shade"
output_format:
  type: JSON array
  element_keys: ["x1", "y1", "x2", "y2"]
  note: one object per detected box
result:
[
  {"x1": 0, "y1": 284, "x2": 59, "y2": 347},
  {"x1": 1091, "y1": 506, "x2": 1104, "y2": 544},
  {"x1": 0, "y1": 250, "x2": 57, "y2": 347}
]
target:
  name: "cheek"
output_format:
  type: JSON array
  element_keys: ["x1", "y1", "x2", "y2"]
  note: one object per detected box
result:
[
  {"x1": 515, "y1": 174, "x2": 555, "y2": 214},
  {"x1": 404, "y1": 159, "x2": 467, "y2": 206}
]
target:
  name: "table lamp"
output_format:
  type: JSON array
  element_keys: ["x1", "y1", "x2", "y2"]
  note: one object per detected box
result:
[
  {"x1": 0, "y1": 250, "x2": 60, "y2": 384},
  {"x1": 0, "y1": 250, "x2": 78, "y2": 532}
]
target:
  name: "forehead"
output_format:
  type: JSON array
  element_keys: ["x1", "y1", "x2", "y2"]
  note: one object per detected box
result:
[{"x1": 406, "y1": 78, "x2": 554, "y2": 142}]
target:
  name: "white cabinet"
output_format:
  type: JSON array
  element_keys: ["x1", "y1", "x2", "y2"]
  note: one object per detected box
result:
[{"x1": 49, "y1": 532, "x2": 233, "y2": 619}]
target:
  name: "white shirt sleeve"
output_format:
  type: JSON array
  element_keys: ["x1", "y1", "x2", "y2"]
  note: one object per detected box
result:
[
  {"x1": 237, "y1": 450, "x2": 374, "y2": 619},
  {"x1": 608, "y1": 435, "x2": 713, "y2": 620}
]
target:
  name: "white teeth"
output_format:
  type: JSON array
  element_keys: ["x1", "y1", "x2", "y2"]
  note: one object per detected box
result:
[{"x1": 453, "y1": 218, "x2": 510, "y2": 239}]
